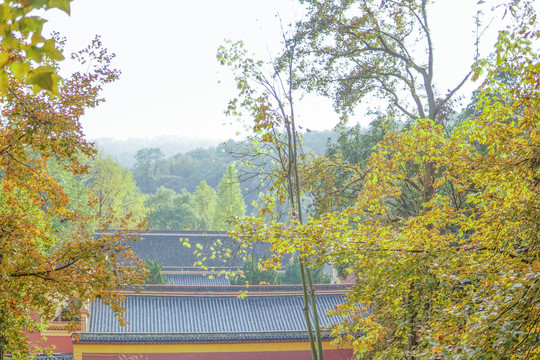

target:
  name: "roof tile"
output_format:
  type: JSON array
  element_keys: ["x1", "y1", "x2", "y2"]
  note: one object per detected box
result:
[{"x1": 87, "y1": 294, "x2": 345, "y2": 334}]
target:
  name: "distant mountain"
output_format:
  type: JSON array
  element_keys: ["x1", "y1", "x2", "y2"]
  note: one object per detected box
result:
[
  {"x1": 92, "y1": 130, "x2": 339, "y2": 168},
  {"x1": 92, "y1": 136, "x2": 226, "y2": 168}
]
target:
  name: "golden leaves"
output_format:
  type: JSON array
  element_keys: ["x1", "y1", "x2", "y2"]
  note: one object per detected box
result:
[{"x1": 0, "y1": 31, "x2": 141, "y2": 358}]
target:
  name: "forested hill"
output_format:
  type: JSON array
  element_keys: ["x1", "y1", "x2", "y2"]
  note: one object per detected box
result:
[
  {"x1": 94, "y1": 129, "x2": 338, "y2": 169},
  {"x1": 94, "y1": 129, "x2": 339, "y2": 217}
]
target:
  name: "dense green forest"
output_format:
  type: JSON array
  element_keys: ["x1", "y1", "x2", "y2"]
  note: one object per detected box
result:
[
  {"x1": 94, "y1": 129, "x2": 336, "y2": 228},
  {"x1": 73, "y1": 129, "x2": 339, "y2": 230}
]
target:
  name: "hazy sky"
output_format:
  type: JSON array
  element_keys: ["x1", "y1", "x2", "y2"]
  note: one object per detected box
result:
[{"x1": 42, "y1": 0, "x2": 507, "y2": 141}]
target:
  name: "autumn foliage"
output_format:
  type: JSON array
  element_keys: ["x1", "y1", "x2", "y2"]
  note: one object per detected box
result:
[
  {"x1": 0, "y1": 35, "x2": 145, "y2": 360},
  {"x1": 225, "y1": 1, "x2": 539, "y2": 359}
]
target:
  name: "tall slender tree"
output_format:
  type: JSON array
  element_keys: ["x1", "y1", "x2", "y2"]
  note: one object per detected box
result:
[
  {"x1": 214, "y1": 164, "x2": 247, "y2": 231},
  {"x1": 218, "y1": 38, "x2": 325, "y2": 360},
  {"x1": 194, "y1": 180, "x2": 218, "y2": 230}
]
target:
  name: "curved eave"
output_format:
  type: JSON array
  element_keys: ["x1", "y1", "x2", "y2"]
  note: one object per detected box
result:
[{"x1": 73, "y1": 331, "x2": 334, "y2": 345}]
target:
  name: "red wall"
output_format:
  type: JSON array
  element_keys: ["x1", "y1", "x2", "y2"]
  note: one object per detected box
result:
[{"x1": 27, "y1": 332, "x2": 74, "y2": 353}]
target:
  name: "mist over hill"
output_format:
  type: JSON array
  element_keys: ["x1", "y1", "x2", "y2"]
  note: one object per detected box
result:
[
  {"x1": 92, "y1": 136, "x2": 224, "y2": 168},
  {"x1": 93, "y1": 130, "x2": 339, "y2": 169}
]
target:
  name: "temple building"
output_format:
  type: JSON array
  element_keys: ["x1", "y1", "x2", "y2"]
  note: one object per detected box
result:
[
  {"x1": 31, "y1": 231, "x2": 354, "y2": 359},
  {"x1": 72, "y1": 284, "x2": 352, "y2": 359}
]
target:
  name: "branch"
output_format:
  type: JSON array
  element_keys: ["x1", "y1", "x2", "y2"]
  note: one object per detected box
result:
[
  {"x1": 377, "y1": 83, "x2": 418, "y2": 119},
  {"x1": 434, "y1": 70, "x2": 472, "y2": 120},
  {"x1": 11, "y1": 259, "x2": 79, "y2": 280},
  {"x1": 404, "y1": 66, "x2": 426, "y2": 118}
]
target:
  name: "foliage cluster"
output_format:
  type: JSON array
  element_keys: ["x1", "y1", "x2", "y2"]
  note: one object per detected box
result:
[
  {"x1": 0, "y1": 0, "x2": 71, "y2": 95},
  {"x1": 231, "y1": 253, "x2": 331, "y2": 286},
  {"x1": 220, "y1": 0, "x2": 540, "y2": 358},
  {"x1": 230, "y1": 252, "x2": 281, "y2": 285},
  {"x1": 144, "y1": 258, "x2": 166, "y2": 285}
]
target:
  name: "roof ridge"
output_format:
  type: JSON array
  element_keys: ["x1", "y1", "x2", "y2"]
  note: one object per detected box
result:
[{"x1": 123, "y1": 284, "x2": 350, "y2": 294}]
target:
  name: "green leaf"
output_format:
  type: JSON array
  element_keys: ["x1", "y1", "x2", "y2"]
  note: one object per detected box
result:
[
  {"x1": 1, "y1": 34, "x2": 19, "y2": 50},
  {"x1": 0, "y1": 52, "x2": 10, "y2": 67},
  {"x1": 42, "y1": 39, "x2": 64, "y2": 61},
  {"x1": 28, "y1": 70, "x2": 54, "y2": 91},
  {"x1": 471, "y1": 66, "x2": 483, "y2": 82},
  {"x1": 28, "y1": 0, "x2": 50, "y2": 8},
  {"x1": 20, "y1": 16, "x2": 45, "y2": 36},
  {"x1": 26, "y1": 46, "x2": 43, "y2": 62},
  {"x1": 0, "y1": 72, "x2": 8, "y2": 96},
  {"x1": 10, "y1": 61, "x2": 31, "y2": 80},
  {"x1": 47, "y1": 0, "x2": 72, "y2": 15}
]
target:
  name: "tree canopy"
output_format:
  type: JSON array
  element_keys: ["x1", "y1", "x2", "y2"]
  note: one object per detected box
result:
[
  {"x1": 225, "y1": 0, "x2": 540, "y2": 358},
  {"x1": 0, "y1": 19, "x2": 145, "y2": 359},
  {"x1": 86, "y1": 155, "x2": 147, "y2": 229},
  {"x1": 291, "y1": 0, "x2": 473, "y2": 124},
  {"x1": 145, "y1": 186, "x2": 199, "y2": 230}
]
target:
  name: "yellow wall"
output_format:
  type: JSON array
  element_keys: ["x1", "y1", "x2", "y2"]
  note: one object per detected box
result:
[{"x1": 73, "y1": 341, "x2": 351, "y2": 360}]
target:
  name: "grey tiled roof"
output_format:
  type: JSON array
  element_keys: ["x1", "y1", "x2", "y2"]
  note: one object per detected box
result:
[
  {"x1": 165, "y1": 274, "x2": 230, "y2": 286},
  {"x1": 127, "y1": 231, "x2": 279, "y2": 268},
  {"x1": 87, "y1": 294, "x2": 345, "y2": 334}
]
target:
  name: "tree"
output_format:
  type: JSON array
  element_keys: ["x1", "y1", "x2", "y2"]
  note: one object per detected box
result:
[
  {"x1": 132, "y1": 147, "x2": 165, "y2": 193},
  {"x1": 134, "y1": 148, "x2": 165, "y2": 178},
  {"x1": 132, "y1": 148, "x2": 165, "y2": 195},
  {"x1": 193, "y1": 180, "x2": 218, "y2": 230},
  {"x1": 214, "y1": 164, "x2": 246, "y2": 231},
  {"x1": 305, "y1": 117, "x2": 396, "y2": 215},
  {"x1": 231, "y1": 252, "x2": 281, "y2": 285},
  {"x1": 258, "y1": 2, "x2": 539, "y2": 358},
  {"x1": 47, "y1": 156, "x2": 93, "y2": 215},
  {"x1": 291, "y1": 0, "x2": 476, "y2": 125},
  {"x1": 326, "y1": 118, "x2": 393, "y2": 168},
  {"x1": 277, "y1": 1, "x2": 500, "y2": 357},
  {"x1": 215, "y1": 1, "x2": 539, "y2": 359},
  {"x1": 0, "y1": 36, "x2": 146, "y2": 358},
  {"x1": 86, "y1": 156, "x2": 148, "y2": 229},
  {"x1": 145, "y1": 186, "x2": 199, "y2": 230},
  {"x1": 144, "y1": 258, "x2": 167, "y2": 285},
  {"x1": 218, "y1": 39, "x2": 326, "y2": 360},
  {"x1": 281, "y1": 255, "x2": 331, "y2": 285}
]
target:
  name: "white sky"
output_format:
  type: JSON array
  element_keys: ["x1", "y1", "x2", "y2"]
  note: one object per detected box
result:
[{"x1": 41, "y1": 0, "x2": 509, "y2": 141}]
